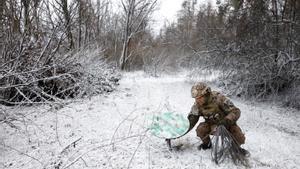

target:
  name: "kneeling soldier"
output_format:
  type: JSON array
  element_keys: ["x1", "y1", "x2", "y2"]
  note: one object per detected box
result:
[{"x1": 188, "y1": 82, "x2": 248, "y2": 154}]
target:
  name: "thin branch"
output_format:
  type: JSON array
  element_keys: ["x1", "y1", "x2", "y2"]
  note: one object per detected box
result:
[{"x1": 2, "y1": 144, "x2": 44, "y2": 166}]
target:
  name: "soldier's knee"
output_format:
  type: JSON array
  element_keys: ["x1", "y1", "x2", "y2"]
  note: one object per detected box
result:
[
  {"x1": 236, "y1": 133, "x2": 246, "y2": 145},
  {"x1": 230, "y1": 125, "x2": 246, "y2": 145},
  {"x1": 196, "y1": 123, "x2": 210, "y2": 137}
]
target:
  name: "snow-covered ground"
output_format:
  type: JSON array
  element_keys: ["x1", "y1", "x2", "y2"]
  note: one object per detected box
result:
[{"x1": 1, "y1": 71, "x2": 300, "y2": 169}]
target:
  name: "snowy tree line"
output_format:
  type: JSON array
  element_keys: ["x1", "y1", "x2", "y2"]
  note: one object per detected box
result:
[
  {"x1": 157, "y1": 0, "x2": 300, "y2": 109},
  {"x1": 0, "y1": 0, "x2": 158, "y2": 105},
  {"x1": 0, "y1": 0, "x2": 299, "y2": 109}
]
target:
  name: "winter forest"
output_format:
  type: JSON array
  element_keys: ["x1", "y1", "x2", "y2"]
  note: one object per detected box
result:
[{"x1": 1, "y1": 0, "x2": 300, "y2": 169}]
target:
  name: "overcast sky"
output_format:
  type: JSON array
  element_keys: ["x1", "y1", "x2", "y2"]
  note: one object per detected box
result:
[
  {"x1": 152, "y1": 0, "x2": 215, "y2": 34},
  {"x1": 152, "y1": 0, "x2": 184, "y2": 34}
]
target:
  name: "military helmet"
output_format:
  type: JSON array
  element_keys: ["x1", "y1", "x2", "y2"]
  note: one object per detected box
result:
[{"x1": 191, "y1": 82, "x2": 211, "y2": 98}]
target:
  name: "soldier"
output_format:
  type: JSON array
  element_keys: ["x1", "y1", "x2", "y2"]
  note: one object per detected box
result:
[{"x1": 188, "y1": 82, "x2": 248, "y2": 154}]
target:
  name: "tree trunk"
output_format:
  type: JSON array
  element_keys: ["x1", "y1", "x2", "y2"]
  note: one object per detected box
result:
[
  {"x1": 21, "y1": 0, "x2": 30, "y2": 34},
  {"x1": 78, "y1": 0, "x2": 82, "y2": 48},
  {"x1": 120, "y1": 0, "x2": 134, "y2": 70},
  {"x1": 0, "y1": 0, "x2": 5, "y2": 28},
  {"x1": 272, "y1": 0, "x2": 279, "y2": 63},
  {"x1": 61, "y1": 0, "x2": 74, "y2": 49},
  {"x1": 33, "y1": 0, "x2": 40, "y2": 41}
]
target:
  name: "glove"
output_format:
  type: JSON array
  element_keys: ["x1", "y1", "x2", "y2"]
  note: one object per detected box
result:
[
  {"x1": 187, "y1": 114, "x2": 199, "y2": 128},
  {"x1": 218, "y1": 118, "x2": 232, "y2": 128}
]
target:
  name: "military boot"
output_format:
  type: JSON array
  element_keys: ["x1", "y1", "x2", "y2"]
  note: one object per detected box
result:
[
  {"x1": 197, "y1": 142, "x2": 212, "y2": 150},
  {"x1": 239, "y1": 147, "x2": 250, "y2": 157}
]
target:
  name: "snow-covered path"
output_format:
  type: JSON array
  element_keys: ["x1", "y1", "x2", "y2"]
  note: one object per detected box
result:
[{"x1": 1, "y1": 71, "x2": 300, "y2": 169}]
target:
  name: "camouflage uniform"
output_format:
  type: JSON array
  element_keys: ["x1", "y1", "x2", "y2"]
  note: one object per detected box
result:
[{"x1": 189, "y1": 82, "x2": 245, "y2": 146}]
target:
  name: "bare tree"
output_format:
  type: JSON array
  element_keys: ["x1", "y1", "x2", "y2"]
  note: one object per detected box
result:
[
  {"x1": 77, "y1": 0, "x2": 83, "y2": 48},
  {"x1": 55, "y1": 0, "x2": 75, "y2": 49},
  {"x1": 119, "y1": 0, "x2": 157, "y2": 70}
]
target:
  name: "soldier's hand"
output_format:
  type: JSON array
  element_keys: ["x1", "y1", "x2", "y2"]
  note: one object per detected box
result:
[
  {"x1": 188, "y1": 114, "x2": 197, "y2": 120},
  {"x1": 218, "y1": 118, "x2": 231, "y2": 128},
  {"x1": 187, "y1": 114, "x2": 199, "y2": 126}
]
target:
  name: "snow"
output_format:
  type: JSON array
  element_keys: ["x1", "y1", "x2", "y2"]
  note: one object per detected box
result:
[{"x1": 1, "y1": 70, "x2": 300, "y2": 169}]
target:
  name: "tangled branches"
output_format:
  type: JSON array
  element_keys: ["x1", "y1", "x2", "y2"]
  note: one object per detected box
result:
[
  {"x1": 211, "y1": 125, "x2": 249, "y2": 167},
  {"x1": 217, "y1": 47, "x2": 300, "y2": 99},
  {"x1": 0, "y1": 34, "x2": 120, "y2": 106}
]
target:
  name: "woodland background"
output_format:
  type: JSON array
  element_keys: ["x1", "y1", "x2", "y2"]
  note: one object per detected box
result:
[{"x1": 0, "y1": 0, "x2": 299, "y2": 109}]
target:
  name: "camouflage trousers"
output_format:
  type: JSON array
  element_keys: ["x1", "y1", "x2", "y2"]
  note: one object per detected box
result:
[{"x1": 196, "y1": 122, "x2": 245, "y2": 145}]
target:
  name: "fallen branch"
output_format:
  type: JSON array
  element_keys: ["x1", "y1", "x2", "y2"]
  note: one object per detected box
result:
[
  {"x1": 211, "y1": 125, "x2": 249, "y2": 167},
  {"x1": 2, "y1": 144, "x2": 44, "y2": 166},
  {"x1": 61, "y1": 133, "x2": 147, "y2": 169}
]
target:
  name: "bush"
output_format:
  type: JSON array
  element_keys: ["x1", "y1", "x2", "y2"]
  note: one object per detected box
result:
[
  {"x1": 281, "y1": 83, "x2": 300, "y2": 110},
  {"x1": 0, "y1": 45, "x2": 121, "y2": 106}
]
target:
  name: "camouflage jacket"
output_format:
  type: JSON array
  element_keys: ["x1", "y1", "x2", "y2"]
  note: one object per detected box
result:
[{"x1": 189, "y1": 91, "x2": 241, "y2": 124}]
